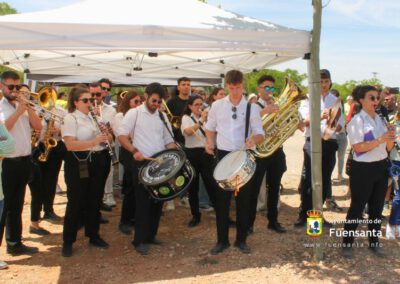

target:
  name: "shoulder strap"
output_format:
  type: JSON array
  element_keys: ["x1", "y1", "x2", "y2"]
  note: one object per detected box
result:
[
  {"x1": 256, "y1": 101, "x2": 264, "y2": 109},
  {"x1": 190, "y1": 116, "x2": 206, "y2": 136},
  {"x1": 245, "y1": 102, "x2": 251, "y2": 140},
  {"x1": 159, "y1": 111, "x2": 180, "y2": 148}
]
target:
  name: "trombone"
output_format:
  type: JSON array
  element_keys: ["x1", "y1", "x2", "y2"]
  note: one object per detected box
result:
[
  {"x1": 14, "y1": 86, "x2": 64, "y2": 123},
  {"x1": 161, "y1": 99, "x2": 181, "y2": 129}
]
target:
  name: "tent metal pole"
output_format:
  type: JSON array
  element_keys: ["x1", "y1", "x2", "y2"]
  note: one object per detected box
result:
[{"x1": 309, "y1": 0, "x2": 323, "y2": 261}]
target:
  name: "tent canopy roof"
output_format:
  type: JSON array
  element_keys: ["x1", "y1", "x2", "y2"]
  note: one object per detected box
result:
[{"x1": 0, "y1": 0, "x2": 310, "y2": 82}]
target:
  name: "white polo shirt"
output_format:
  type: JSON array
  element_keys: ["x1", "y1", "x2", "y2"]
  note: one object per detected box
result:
[
  {"x1": 61, "y1": 110, "x2": 103, "y2": 152},
  {"x1": 299, "y1": 92, "x2": 345, "y2": 139},
  {"x1": 347, "y1": 110, "x2": 388, "y2": 162},
  {"x1": 118, "y1": 104, "x2": 174, "y2": 157},
  {"x1": 181, "y1": 114, "x2": 205, "y2": 148},
  {"x1": 0, "y1": 98, "x2": 31, "y2": 157},
  {"x1": 205, "y1": 95, "x2": 264, "y2": 152}
]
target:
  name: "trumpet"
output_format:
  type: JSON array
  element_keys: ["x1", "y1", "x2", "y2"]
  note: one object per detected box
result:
[{"x1": 161, "y1": 99, "x2": 182, "y2": 129}]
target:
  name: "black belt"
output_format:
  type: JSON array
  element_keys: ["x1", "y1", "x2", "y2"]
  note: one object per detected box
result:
[
  {"x1": 306, "y1": 137, "x2": 337, "y2": 143},
  {"x1": 4, "y1": 155, "x2": 31, "y2": 161}
]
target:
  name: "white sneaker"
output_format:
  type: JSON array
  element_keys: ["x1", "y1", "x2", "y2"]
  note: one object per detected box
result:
[
  {"x1": 180, "y1": 197, "x2": 190, "y2": 208},
  {"x1": 0, "y1": 260, "x2": 8, "y2": 270},
  {"x1": 386, "y1": 223, "x2": 396, "y2": 240},
  {"x1": 103, "y1": 194, "x2": 116, "y2": 207},
  {"x1": 165, "y1": 200, "x2": 175, "y2": 211}
]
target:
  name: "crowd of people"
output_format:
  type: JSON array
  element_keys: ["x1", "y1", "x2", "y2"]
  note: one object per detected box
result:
[{"x1": 0, "y1": 68, "x2": 399, "y2": 269}]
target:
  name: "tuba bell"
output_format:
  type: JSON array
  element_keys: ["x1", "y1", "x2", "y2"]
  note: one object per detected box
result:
[{"x1": 254, "y1": 78, "x2": 307, "y2": 158}]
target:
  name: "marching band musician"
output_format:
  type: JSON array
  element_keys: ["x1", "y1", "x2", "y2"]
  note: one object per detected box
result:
[
  {"x1": 205, "y1": 70, "x2": 264, "y2": 255},
  {"x1": 61, "y1": 87, "x2": 112, "y2": 257},
  {"x1": 181, "y1": 95, "x2": 216, "y2": 227},
  {"x1": 342, "y1": 85, "x2": 394, "y2": 258},
  {"x1": 118, "y1": 82, "x2": 176, "y2": 255},
  {"x1": 295, "y1": 69, "x2": 345, "y2": 227},
  {"x1": 0, "y1": 71, "x2": 42, "y2": 255},
  {"x1": 90, "y1": 82, "x2": 117, "y2": 209},
  {"x1": 248, "y1": 75, "x2": 287, "y2": 234}
]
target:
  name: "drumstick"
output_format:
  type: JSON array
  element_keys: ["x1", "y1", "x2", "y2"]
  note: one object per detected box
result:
[
  {"x1": 232, "y1": 133, "x2": 254, "y2": 165},
  {"x1": 191, "y1": 128, "x2": 207, "y2": 147},
  {"x1": 143, "y1": 157, "x2": 162, "y2": 163}
]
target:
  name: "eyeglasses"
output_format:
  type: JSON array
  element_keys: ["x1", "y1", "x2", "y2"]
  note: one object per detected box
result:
[
  {"x1": 193, "y1": 103, "x2": 203, "y2": 106},
  {"x1": 151, "y1": 98, "x2": 162, "y2": 104},
  {"x1": 369, "y1": 95, "x2": 380, "y2": 101},
  {"x1": 79, "y1": 98, "x2": 95, "y2": 103},
  {"x1": 101, "y1": 86, "x2": 111, "y2": 92},
  {"x1": 232, "y1": 106, "x2": 237, "y2": 120},
  {"x1": 91, "y1": 92, "x2": 102, "y2": 97},
  {"x1": 5, "y1": 84, "x2": 22, "y2": 91},
  {"x1": 264, "y1": 86, "x2": 276, "y2": 92}
]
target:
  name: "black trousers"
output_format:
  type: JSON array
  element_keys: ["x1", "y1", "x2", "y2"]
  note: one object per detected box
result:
[
  {"x1": 214, "y1": 150, "x2": 253, "y2": 245},
  {"x1": 63, "y1": 150, "x2": 110, "y2": 244},
  {"x1": 39, "y1": 141, "x2": 66, "y2": 215},
  {"x1": 0, "y1": 156, "x2": 31, "y2": 245},
  {"x1": 249, "y1": 147, "x2": 287, "y2": 227},
  {"x1": 132, "y1": 160, "x2": 163, "y2": 247},
  {"x1": 184, "y1": 147, "x2": 216, "y2": 218},
  {"x1": 299, "y1": 139, "x2": 338, "y2": 219},
  {"x1": 28, "y1": 160, "x2": 43, "y2": 222},
  {"x1": 120, "y1": 147, "x2": 135, "y2": 225},
  {"x1": 343, "y1": 159, "x2": 388, "y2": 246}
]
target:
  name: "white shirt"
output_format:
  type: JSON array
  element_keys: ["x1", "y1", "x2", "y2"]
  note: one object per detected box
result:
[
  {"x1": 111, "y1": 112, "x2": 124, "y2": 147},
  {"x1": 299, "y1": 92, "x2": 345, "y2": 139},
  {"x1": 205, "y1": 95, "x2": 264, "y2": 151},
  {"x1": 61, "y1": 110, "x2": 103, "y2": 151},
  {"x1": 39, "y1": 105, "x2": 67, "y2": 142},
  {"x1": 347, "y1": 110, "x2": 388, "y2": 162},
  {"x1": 181, "y1": 114, "x2": 205, "y2": 148},
  {"x1": 118, "y1": 104, "x2": 174, "y2": 157},
  {"x1": 98, "y1": 103, "x2": 116, "y2": 125},
  {"x1": 0, "y1": 98, "x2": 31, "y2": 157}
]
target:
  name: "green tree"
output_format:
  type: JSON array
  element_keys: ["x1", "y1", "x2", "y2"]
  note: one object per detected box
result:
[
  {"x1": 331, "y1": 78, "x2": 382, "y2": 100},
  {"x1": 0, "y1": 2, "x2": 17, "y2": 15}
]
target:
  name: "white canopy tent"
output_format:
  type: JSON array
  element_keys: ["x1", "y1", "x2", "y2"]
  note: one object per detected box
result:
[{"x1": 0, "y1": 0, "x2": 310, "y2": 84}]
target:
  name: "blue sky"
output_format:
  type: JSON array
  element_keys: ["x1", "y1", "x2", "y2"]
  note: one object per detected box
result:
[{"x1": 4, "y1": 0, "x2": 399, "y2": 87}]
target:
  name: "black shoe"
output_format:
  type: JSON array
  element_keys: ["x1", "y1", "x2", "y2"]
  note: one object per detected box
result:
[
  {"x1": 89, "y1": 237, "x2": 109, "y2": 249},
  {"x1": 7, "y1": 243, "x2": 39, "y2": 255},
  {"x1": 369, "y1": 246, "x2": 385, "y2": 258},
  {"x1": 134, "y1": 244, "x2": 149, "y2": 255},
  {"x1": 42, "y1": 212, "x2": 62, "y2": 221},
  {"x1": 341, "y1": 247, "x2": 353, "y2": 259},
  {"x1": 228, "y1": 218, "x2": 236, "y2": 228},
  {"x1": 62, "y1": 243, "x2": 73, "y2": 257},
  {"x1": 247, "y1": 227, "x2": 254, "y2": 235},
  {"x1": 294, "y1": 217, "x2": 306, "y2": 228},
  {"x1": 29, "y1": 226, "x2": 51, "y2": 236},
  {"x1": 210, "y1": 243, "x2": 230, "y2": 255},
  {"x1": 100, "y1": 203, "x2": 112, "y2": 212},
  {"x1": 147, "y1": 238, "x2": 162, "y2": 245},
  {"x1": 268, "y1": 222, "x2": 287, "y2": 233},
  {"x1": 234, "y1": 242, "x2": 251, "y2": 254},
  {"x1": 188, "y1": 217, "x2": 201, "y2": 227},
  {"x1": 119, "y1": 223, "x2": 133, "y2": 235},
  {"x1": 99, "y1": 216, "x2": 109, "y2": 224}
]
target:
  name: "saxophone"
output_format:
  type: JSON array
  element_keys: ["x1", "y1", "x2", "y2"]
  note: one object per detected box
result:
[
  {"x1": 38, "y1": 116, "x2": 58, "y2": 162},
  {"x1": 254, "y1": 78, "x2": 306, "y2": 158}
]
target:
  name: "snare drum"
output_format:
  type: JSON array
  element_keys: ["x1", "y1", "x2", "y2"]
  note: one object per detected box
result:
[
  {"x1": 213, "y1": 150, "x2": 256, "y2": 191},
  {"x1": 139, "y1": 149, "x2": 195, "y2": 201}
]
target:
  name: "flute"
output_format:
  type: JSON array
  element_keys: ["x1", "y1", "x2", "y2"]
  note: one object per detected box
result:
[{"x1": 88, "y1": 106, "x2": 119, "y2": 165}]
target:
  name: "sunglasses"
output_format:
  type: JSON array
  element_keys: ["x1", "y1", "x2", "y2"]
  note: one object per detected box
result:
[
  {"x1": 5, "y1": 84, "x2": 22, "y2": 91},
  {"x1": 79, "y1": 98, "x2": 95, "y2": 103},
  {"x1": 91, "y1": 92, "x2": 102, "y2": 97},
  {"x1": 232, "y1": 106, "x2": 237, "y2": 120},
  {"x1": 101, "y1": 86, "x2": 111, "y2": 92},
  {"x1": 264, "y1": 86, "x2": 276, "y2": 92},
  {"x1": 151, "y1": 98, "x2": 162, "y2": 104},
  {"x1": 369, "y1": 95, "x2": 380, "y2": 101}
]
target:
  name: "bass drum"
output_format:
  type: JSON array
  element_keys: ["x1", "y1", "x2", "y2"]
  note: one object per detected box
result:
[
  {"x1": 139, "y1": 149, "x2": 195, "y2": 201},
  {"x1": 213, "y1": 150, "x2": 256, "y2": 191}
]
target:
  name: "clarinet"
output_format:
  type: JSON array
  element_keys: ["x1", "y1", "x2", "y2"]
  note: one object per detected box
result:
[{"x1": 89, "y1": 106, "x2": 119, "y2": 165}]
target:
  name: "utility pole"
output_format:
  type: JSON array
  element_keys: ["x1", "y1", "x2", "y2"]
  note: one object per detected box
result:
[{"x1": 308, "y1": 0, "x2": 323, "y2": 262}]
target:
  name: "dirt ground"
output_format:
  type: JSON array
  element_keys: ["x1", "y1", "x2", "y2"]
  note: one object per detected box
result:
[{"x1": 1, "y1": 131, "x2": 400, "y2": 284}]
